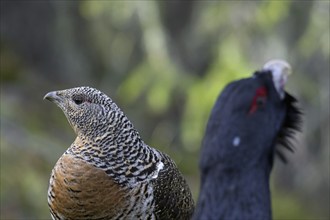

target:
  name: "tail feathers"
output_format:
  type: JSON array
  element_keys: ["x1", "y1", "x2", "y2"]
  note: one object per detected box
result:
[{"x1": 276, "y1": 93, "x2": 303, "y2": 162}]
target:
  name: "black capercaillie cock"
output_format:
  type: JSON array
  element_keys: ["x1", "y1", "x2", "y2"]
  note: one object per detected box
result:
[{"x1": 193, "y1": 60, "x2": 302, "y2": 220}]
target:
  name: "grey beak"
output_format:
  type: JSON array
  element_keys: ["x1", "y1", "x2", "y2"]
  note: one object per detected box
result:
[{"x1": 44, "y1": 91, "x2": 63, "y2": 104}]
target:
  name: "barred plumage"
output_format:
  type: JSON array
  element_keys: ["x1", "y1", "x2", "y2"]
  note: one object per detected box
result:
[{"x1": 44, "y1": 87, "x2": 194, "y2": 220}]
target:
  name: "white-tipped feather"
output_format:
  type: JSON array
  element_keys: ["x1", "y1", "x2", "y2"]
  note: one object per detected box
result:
[{"x1": 262, "y1": 59, "x2": 291, "y2": 99}]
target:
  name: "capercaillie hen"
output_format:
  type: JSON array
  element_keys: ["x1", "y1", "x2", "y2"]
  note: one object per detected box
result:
[{"x1": 44, "y1": 87, "x2": 194, "y2": 220}]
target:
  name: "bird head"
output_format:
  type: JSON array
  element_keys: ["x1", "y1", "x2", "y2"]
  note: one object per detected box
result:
[
  {"x1": 200, "y1": 60, "x2": 301, "y2": 171},
  {"x1": 44, "y1": 87, "x2": 121, "y2": 139},
  {"x1": 262, "y1": 59, "x2": 292, "y2": 99}
]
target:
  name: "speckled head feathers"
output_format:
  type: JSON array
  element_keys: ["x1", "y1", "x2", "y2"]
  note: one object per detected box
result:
[
  {"x1": 44, "y1": 87, "x2": 121, "y2": 137},
  {"x1": 44, "y1": 86, "x2": 112, "y2": 105}
]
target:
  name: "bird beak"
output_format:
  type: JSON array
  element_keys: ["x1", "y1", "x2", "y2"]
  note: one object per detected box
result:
[
  {"x1": 262, "y1": 59, "x2": 292, "y2": 100},
  {"x1": 44, "y1": 91, "x2": 63, "y2": 105}
]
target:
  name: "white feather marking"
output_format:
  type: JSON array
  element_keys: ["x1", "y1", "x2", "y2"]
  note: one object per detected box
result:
[
  {"x1": 152, "y1": 161, "x2": 164, "y2": 179},
  {"x1": 233, "y1": 136, "x2": 241, "y2": 147}
]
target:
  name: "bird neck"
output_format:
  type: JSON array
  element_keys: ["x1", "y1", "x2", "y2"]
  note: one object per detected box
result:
[
  {"x1": 73, "y1": 109, "x2": 143, "y2": 148},
  {"x1": 70, "y1": 116, "x2": 164, "y2": 186},
  {"x1": 195, "y1": 165, "x2": 272, "y2": 220},
  {"x1": 74, "y1": 117, "x2": 146, "y2": 155}
]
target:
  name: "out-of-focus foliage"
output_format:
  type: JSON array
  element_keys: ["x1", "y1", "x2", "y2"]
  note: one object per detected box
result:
[{"x1": 1, "y1": 1, "x2": 329, "y2": 219}]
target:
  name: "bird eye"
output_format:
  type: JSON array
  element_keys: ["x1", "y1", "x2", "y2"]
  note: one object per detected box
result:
[
  {"x1": 72, "y1": 95, "x2": 85, "y2": 105},
  {"x1": 256, "y1": 96, "x2": 266, "y2": 106}
]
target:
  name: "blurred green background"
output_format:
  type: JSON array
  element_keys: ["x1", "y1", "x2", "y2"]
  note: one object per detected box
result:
[{"x1": 0, "y1": 1, "x2": 329, "y2": 219}]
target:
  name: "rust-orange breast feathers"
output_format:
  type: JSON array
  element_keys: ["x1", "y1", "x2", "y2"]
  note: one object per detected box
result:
[{"x1": 45, "y1": 87, "x2": 194, "y2": 220}]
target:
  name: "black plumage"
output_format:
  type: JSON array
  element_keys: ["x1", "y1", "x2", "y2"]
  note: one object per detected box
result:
[{"x1": 193, "y1": 60, "x2": 302, "y2": 220}]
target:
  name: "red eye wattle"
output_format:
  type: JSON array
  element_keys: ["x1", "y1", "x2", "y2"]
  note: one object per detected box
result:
[{"x1": 249, "y1": 86, "x2": 267, "y2": 114}]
